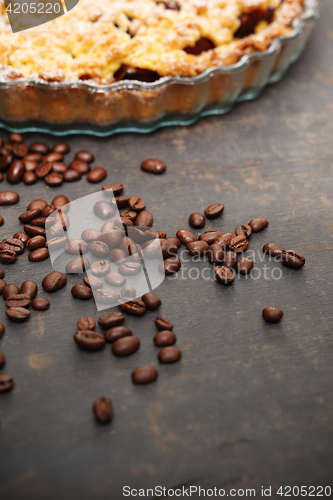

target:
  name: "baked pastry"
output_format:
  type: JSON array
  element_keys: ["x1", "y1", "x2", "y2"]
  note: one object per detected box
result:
[{"x1": 0, "y1": 0, "x2": 306, "y2": 84}]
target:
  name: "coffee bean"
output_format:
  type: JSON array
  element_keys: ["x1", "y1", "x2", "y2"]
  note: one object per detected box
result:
[
  {"x1": 0, "y1": 216, "x2": 3, "y2": 226},
  {"x1": 6, "y1": 160, "x2": 25, "y2": 184},
  {"x1": 19, "y1": 208, "x2": 42, "y2": 224},
  {"x1": 112, "y1": 336, "x2": 140, "y2": 357},
  {"x1": 71, "y1": 284, "x2": 93, "y2": 300},
  {"x1": 27, "y1": 199, "x2": 48, "y2": 211},
  {"x1": 80, "y1": 229, "x2": 101, "y2": 244},
  {"x1": 132, "y1": 365, "x2": 158, "y2": 384},
  {"x1": 9, "y1": 133, "x2": 23, "y2": 143},
  {"x1": 0, "y1": 237, "x2": 25, "y2": 254},
  {"x1": 104, "y1": 272, "x2": 125, "y2": 287},
  {"x1": 160, "y1": 256, "x2": 181, "y2": 275},
  {"x1": 65, "y1": 257, "x2": 90, "y2": 274},
  {"x1": 45, "y1": 153, "x2": 64, "y2": 164},
  {"x1": 249, "y1": 217, "x2": 268, "y2": 232},
  {"x1": 36, "y1": 161, "x2": 52, "y2": 179},
  {"x1": 64, "y1": 239, "x2": 87, "y2": 255},
  {"x1": 90, "y1": 261, "x2": 110, "y2": 277},
  {"x1": 155, "y1": 316, "x2": 173, "y2": 331},
  {"x1": 32, "y1": 297, "x2": 50, "y2": 311},
  {"x1": 63, "y1": 169, "x2": 81, "y2": 182},
  {"x1": 24, "y1": 159, "x2": 38, "y2": 171},
  {"x1": 24, "y1": 152, "x2": 42, "y2": 162},
  {"x1": 53, "y1": 142, "x2": 70, "y2": 154},
  {"x1": 129, "y1": 195, "x2": 145, "y2": 212},
  {"x1": 0, "y1": 279, "x2": 5, "y2": 295},
  {"x1": 189, "y1": 212, "x2": 205, "y2": 229},
  {"x1": 3, "y1": 284, "x2": 19, "y2": 300},
  {"x1": 24, "y1": 225, "x2": 46, "y2": 237},
  {"x1": 87, "y1": 167, "x2": 107, "y2": 183},
  {"x1": 235, "y1": 224, "x2": 252, "y2": 238},
  {"x1": 52, "y1": 162, "x2": 68, "y2": 175},
  {"x1": 0, "y1": 173, "x2": 3, "y2": 183},
  {"x1": 214, "y1": 233, "x2": 235, "y2": 250},
  {"x1": 160, "y1": 239, "x2": 178, "y2": 259},
  {"x1": 222, "y1": 250, "x2": 237, "y2": 269},
  {"x1": 70, "y1": 160, "x2": 90, "y2": 175},
  {"x1": 75, "y1": 150, "x2": 94, "y2": 163},
  {"x1": 208, "y1": 243, "x2": 224, "y2": 264},
  {"x1": 6, "y1": 294, "x2": 31, "y2": 308},
  {"x1": 28, "y1": 247, "x2": 49, "y2": 262},
  {"x1": 95, "y1": 289, "x2": 120, "y2": 304},
  {"x1": 199, "y1": 230, "x2": 222, "y2": 245},
  {"x1": 142, "y1": 292, "x2": 161, "y2": 310},
  {"x1": 121, "y1": 285, "x2": 136, "y2": 298},
  {"x1": 13, "y1": 232, "x2": 29, "y2": 246},
  {"x1": 0, "y1": 154, "x2": 13, "y2": 170},
  {"x1": 117, "y1": 296, "x2": 145, "y2": 315},
  {"x1": 0, "y1": 374, "x2": 14, "y2": 393},
  {"x1": 176, "y1": 229, "x2": 196, "y2": 246},
  {"x1": 12, "y1": 143, "x2": 28, "y2": 158},
  {"x1": 204, "y1": 203, "x2": 224, "y2": 219},
  {"x1": 42, "y1": 272, "x2": 67, "y2": 292},
  {"x1": 215, "y1": 266, "x2": 235, "y2": 285},
  {"x1": 29, "y1": 142, "x2": 49, "y2": 155},
  {"x1": 105, "y1": 325, "x2": 132, "y2": 343},
  {"x1": 30, "y1": 215, "x2": 47, "y2": 227},
  {"x1": 0, "y1": 268, "x2": 4, "y2": 279},
  {"x1": 229, "y1": 235, "x2": 249, "y2": 253},
  {"x1": 45, "y1": 172, "x2": 63, "y2": 187},
  {"x1": 102, "y1": 183, "x2": 124, "y2": 196},
  {"x1": 98, "y1": 312, "x2": 124, "y2": 330},
  {"x1": 235, "y1": 257, "x2": 254, "y2": 275},
  {"x1": 83, "y1": 276, "x2": 102, "y2": 290},
  {"x1": 119, "y1": 211, "x2": 136, "y2": 223},
  {"x1": 0, "y1": 323, "x2": 4, "y2": 339},
  {"x1": 93, "y1": 397, "x2": 113, "y2": 424},
  {"x1": 0, "y1": 350, "x2": 5, "y2": 368},
  {"x1": 0, "y1": 191, "x2": 19, "y2": 205},
  {"x1": 94, "y1": 200, "x2": 114, "y2": 219},
  {"x1": 108, "y1": 250, "x2": 126, "y2": 266},
  {"x1": 6, "y1": 307, "x2": 30, "y2": 322},
  {"x1": 187, "y1": 240, "x2": 208, "y2": 256},
  {"x1": 23, "y1": 171, "x2": 38, "y2": 185},
  {"x1": 282, "y1": 250, "x2": 305, "y2": 269},
  {"x1": 114, "y1": 216, "x2": 133, "y2": 229},
  {"x1": 154, "y1": 330, "x2": 176, "y2": 346},
  {"x1": 0, "y1": 249, "x2": 16, "y2": 264},
  {"x1": 74, "y1": 330, "x2": 105, "y2": 351},
  {"x1": 46, "y1": 237, "x2": 67, "y2": 251},
  {"x1": 52, "y1": 195, "x2": 70, "y2": 211},
  {"x1": 114, "y1": 196, "x2": 130, "y2": 208},
  {"x1": 118, "y1": 262, "x2": 142, "y2": 276},
  {"x1": 135, "y1": 210, "x2": 153, "y2": 227},
  {"x1": 263, "y1": 243, "x2": 285, "y2": 256},
  {"x1": 77, "y1": 316, "x2": 95, "y2": 330},
  {"x1": 101, "y1": 221, "x2": 115, "y2": 233},
  {"x1": 89, "y1": 241, "x2": 109, "y2": 258},
  {"x1": 158, "y1": 346, "x2": 182, "y2": 363},
  {"x1": 141, "y1": 158, "x2": 166, "y2": 175},
  {"x1": 262, "y1": 306, "x2": 284, "y2": 323}
]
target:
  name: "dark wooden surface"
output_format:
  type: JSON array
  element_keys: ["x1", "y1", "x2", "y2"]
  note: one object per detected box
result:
[{"x1": 0, "y1": 2, "x2": 333, "y2": 498}]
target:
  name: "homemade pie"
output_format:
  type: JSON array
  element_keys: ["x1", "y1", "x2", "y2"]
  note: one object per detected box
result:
[{"x1": 0, "y1": 0, "x2": 306, "y2": 84}]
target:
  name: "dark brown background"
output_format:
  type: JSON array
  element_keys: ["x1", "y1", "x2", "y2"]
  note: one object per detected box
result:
[{"x1": 0, "y1": 1, "x2": 332, "y2": 498}]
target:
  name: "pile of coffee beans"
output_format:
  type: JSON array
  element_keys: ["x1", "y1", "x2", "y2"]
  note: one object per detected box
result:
[{"x1": 0, "y1": 134, "x2": 106, "y2": 187}]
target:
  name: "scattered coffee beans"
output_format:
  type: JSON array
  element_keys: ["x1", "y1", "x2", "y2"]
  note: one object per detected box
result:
[
  {"x1": 155, "y1": 316, "x2": 173, "y2": 331},
  {"x1": 141, "y1": 158, "x2": 166, "y2": 175},
  {"x1": 189, "y1": 212, "x2": 205, "y2": 229},
  {"x1": 204, "y1": 203, "x2": 224, "y2": 219},
  {"x1": 249, "y1": 217, "x2": 268, "y2": 232},
  {"x1": 118, "y1": 299, "x2": 146, "y2": 316},
  {"x1": 77, "y1": 316, "x2": 96, "y2": 330},
  {"x1": 262, "y1": 306, "x2": 284, "y2": 323},
  {"x1": 112, "y1": 336, "x2": 140, "y2": 357},
  {"x1": 154, "y1": 330, "x2": 176, "y2": 346},
  {"x1": 6, "y1": 307, "x2": 30, "y2": 322},
  {"x1": 98, "y1": 312, "x2": 124, "y2": 329},
  {"x1": 263, "y1": 243, "x2": 285, "y2": 256},
  {"x1": 132, "y1": 365, "x2": 158, "y2": 384},
  {"x1": 215, "y1": 266, "x2": 235, "y2": 285},
  {"x1": 142, "y1": 292, "x2": 161, "y2": 310},
  {"x1": 235, "y1": 257, "x2": 254, "y2": 275},
  {"x1": 74, "y1": 330, "x2": 106, "y2": 351},
  {"x1": 282, "y1": 250, "x2": 305, "y2": 269},
  {"x1": 158, "y1": 346, "x2": 182, "y2": 363},
  {"x1": 42, "y1": 272, "x2": 67, "y2": 292},
  {"x1": 32, "y1": 297, "x2": 50, "y2": 311},
  {"x1": 71, "y1": 284, "x2": 93, "y2": 300},
  {"x1": 105, "y1": 326, "x2": 132, "y2": 343}
]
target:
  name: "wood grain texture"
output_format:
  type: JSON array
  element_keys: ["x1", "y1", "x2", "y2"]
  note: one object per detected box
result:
[{"x1": 0, "y1": 1, "x2": 333, "y2": 498}]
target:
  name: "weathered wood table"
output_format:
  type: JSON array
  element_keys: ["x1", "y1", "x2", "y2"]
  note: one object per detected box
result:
[{"x1": 0, "y1": 1, "x2": 332, "y2": 498}]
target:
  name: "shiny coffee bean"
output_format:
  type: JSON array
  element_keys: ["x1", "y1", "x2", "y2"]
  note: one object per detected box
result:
[
  {"x1": 6, "y1": 160, "x2": 25, "y2": 184},
  {"x1": 235, "y1": 257, "x2": 254, "y2": 275},
  {"x1": 154, "y1": 330, "x2": 176, "y2": 346},
  {"x1": 235, "y1": 224, "x2": 252, "y2": 238},
  {"x1": 118, "y1": 262, "x2": 142, "y2": 276},
  {"x1": 142, "y1": 292, "x2": 161, "y2": 310},
  {"x1": 0, "y1": 375, "x2": 14, "y2": 393},
  {"x1": 75, "y1": 150, "x2": 94, "y2": 163},
  {"x1": 0, "y1": 323, "x2": 4, "y2": 339},
  {"x1": 229, "y1": 235, "x2": 249, "y2": 253},
  {"x1": 12, "y1": 143, "x2": 28, "y2": 158},
  {"x1": 114, "y1": 216, "x2": 133, "y2": 229},
  {"x1": 214, "y1": 233, "x2": 236, "y2": 250},
  {"x1": 9, "y1": 133, "x2": 23, "y2": 143},
  {"x1": 23, "y1": 170, "x2": 38, "y2": 186},
  {"x1": 129, "y1": 195, "x2": 145, "y2": 212},
  {"x1": 0, "y1": 279, "x2": 5, "y2": 295},
  {"x1": 32, "y1": 297, "x2": 50, "y2": 311},
  {"x1": 91, "y1": 260, "x2": 110, "y2": 276},
  {"x1": 83, "y1": 275, "x2": 103, "y2": 289},
  {"x1": 105, "y1": 272, "x2": 126, "y2": 286},
  {"x1": 53, "y1": 142, "x2": 70, "y2": 154},
  {"x1": 63, "y1": 169, "x2": 81, "y2": 182},
  {"x1": 29, "y1": 142, "x2": 49, "y2": 154},
  {"x1": 70, "y1": 160, "x2": 90, "y2": 174},
  {"x1": 27, "y1": 235, "x2": 46, "y2": 250},
  {"x1": 0, "y1": 216, "x2": 3, "y2": 226},
  {"x1": 94, "y1": 289, "x2": 120, "y2": 304},
  {"x1": 187, "y1": 240, "x2": 208, "y2": 256},
  {"x1": 27, "y1": 199, "x2": 47, "y2": 211},
  {"x1": 189, "y1": 212, "x2": 205, "y2": 229},
  {"x1": 71, "y1": 284, "x2": 93, "y2": 300},
  {"x1": 208, "y1": 243, "x2": 224, "y2": 264},
  {"x1": 176, "y1": 229, "x2": 196, "y2": 246},
  {"x1": 121, "y1": 285, "x2": 136, "y2": 298},
  {"x1": 6, "y1": 307, "x2": 30, "y2": 322},
  {"x1": 30, "y1": 216, "x2": 47, "y2": 228},
  {"x1": 160, "y1": 239, "x2": 178, "y2": 259},
  {"x1": 215, "y1": 266, "x2": 235, "y2": 285},
  {"x1": 77, "y1": 316, "x2": 95, "y2": 330},
  {"x1": 44, "y1": 152, "x2": 63, "y2": 163},
  {"x1": 282, "y1": 250, "x2": 305, "y2": 269},
  {"x1": 0, "y1": 249, "x2": 16, "y2": 264},
  {"x1": 141, "y1": 158, "x2": 166, "y2": 175},
  {"x1": 263, "y1": 243, "x2": 285, "y2": 256},
  {"x1": 101, "y1": 221, "x2": 115, "y2": 233},
  {"x1": 1, "y1": 237, "x2": 25, "y2": 254},
  {"x1": 35, "y1": 161, "x2": 52, "y2": 179},
  {"x1": 19, "y1": 208, "x2": 42, "y2": 224},
  {"x1": 0, "y1": 191, "x2": 20, "y2": 205},
  {"x1": 93, "y1": 397, "x2": 113, "y2": 424},
  {"x1": 160, "y1": 256, "x2": 181, "y2": 275},
  {"x1": 45, "y1": 172, "x2": 63, "y2": 187},
  {"x1": 199, "y1": 230, "x2": 222, "y2": 245},
  {"x1": 52, "y1": 162, "x2": 68, "y2": 175},
  {"x1": 118, "y1": 298, "x2": 146, "y2": 316},
  {"x1": 74, "y1": 330, "x2": 105, "y2": 351},
  {"x1": 105, "y1": 325, "x2": 132, "y2": 343},
  {"x1": 3, "y1": 284, "x2": 19, "y2": 300},
  {"x1": 87, "y1": 167, "x2": 107, "y2": 183},
  {"x1": 109, "y1": 248, "x2": 127, "y2": 264},
  {"x1": 222, "y1": 250, "x2": 237, "y2": 268},
  {"x1": 65, "y1": 257, "x2": 90, "y2": 274},
  {"x1": 89, "y1": 240, "x2": 109, "y2": 258},
  {"x1": 0, "y1": 268, "x2": 4, "y2": 278},
  {"x1": 132, "y1": 365, "x2": 158, "y2": 384},
  {"x1": 13, "y1": 232, "x2": 29, "y2": 245},
  {"x1": 0, "y1": 350, "x2": 5, "y2": 368},
  {"x1": 46, "y1": 237, "x2": 67, "y2": 251},
  {"x1": 52, "y1": 195, "x2": 69, "y2": 211},
  {"x1": 81, "y1": 229, "x2": 102, "y2": 243},
  {"x1": 102, "y1": 183, "x2": 124, "y2": 196},
  {"x1": 94, "y1": 200, "x2": 114, "y2": 219},
  {"x1": 158, "y1": 346, "x2": 182, "y2": 363},
  {"x1": 28, "y1": 247, "x2": 49, "y2": 262},
  {"x1": 114, "y1": 196, "x2": 130, "y2": 208},
  {"x1": 24, "y1": 225, "x2": 46, "y2": 237},
  {"x1": 98, "y1": 312, "x2": 124, "y2": 329},
  {"x1": 155, "y1": 316, "x2": 173, "y2": 331},
  {"x1": 112, "y1": 336, "x2": 140, "y2": 357},
  {"x1": 42, "y1": 272, "x2": 67, "y2": 292},
  {"x1": 262, "y1": 306, "x2": 284, "y2": 323},
  {"x1": 249, "y1": 217, "x2": 268, "y2": 232},
  {"x1": 135, "y1": 210, "x2": 153, "y2": 227},
  {"x1": 5, "y1": 294, "x2": 31, "y2": 308},
  {"x1": 20, "y1": 281, "x2": 38, "y2": 298},
  {"x1": 65, "y1": 239, "x2": 88, "y2": 255},
  {"x1": 204, "y1": 203, "x2": 224, "y2": 219}
]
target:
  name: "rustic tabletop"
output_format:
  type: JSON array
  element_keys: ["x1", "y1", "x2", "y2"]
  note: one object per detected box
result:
[{"x1": 0, "y1": 1, "x2": 332, "y2": 498}]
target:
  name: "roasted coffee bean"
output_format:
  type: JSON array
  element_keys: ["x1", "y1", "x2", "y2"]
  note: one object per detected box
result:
[
  {"x1": 83, "y1": 275, "x2": 103, "y2": 289},
  {"x1": 114, "y1": 196, "x2": 130, "y2": 208},
  {"x1": 249, "y1": 217, "x2": 268, "y2": 232},
  {"x1": 161, "y1": 256, "x2": 181, "y2": 275},
  {"x1": 94, "y1": 200, "x2": 114, "y2": 219},
  {"x1": 64, "y1": 239, "x2": 88, "y2": 255},
  {"x1": 52, "y1": 195, "x2": 69, "y2": 211},
  {"x1": 6, "y1": 307, "x2": 30, "y2": 322},
  {"x1": 0, "y1": 154, "x2": 13, "y2": 170},
  {"x1": 222, "y1": 250, "x2": 237, "y2": 268},
  {"x1": 101, "y1": 221, "x2": 115, "y2": 233},
  {"x1": 189, "y1": 212, "x2": 205, "y2": 229},
  {"x1": 44, "y1": 152, "x2": 63, "y2": 163},
  {"x1": 19, "y1": 208, "x2": 42, "y2": 223},
  {"x1": 6, "y1": 294, "x2": 31, "y2": 308},
  {"x1": 235, "y1": 257, "x2": 254, "y2": 275},
  {"x1": 229, "y1": 235, "x2": 249, "y2": 253},
  {"x1": 109, "y1": 248, "x2": 127, "y2": 264},
  {"x1": 6, "y1": 160, "x2": 25, "y2": 184},
  {"x1": 71, "y1": 284, "x2": 93, "y2": 300},
  {"x1": 74, "y1": 330, "x2": 105, "y2": 351},
  {"x1": 129, "y1": 195, "x2": 145, "y2": 212},
  {"x1": 13, "y1": 232, "x2": 29, "y2": 246},
  {"x1": 187, "y1": 240, "x2": 208, "y2": 256},
  {"x1": 23, "y1": 158, "x2": 38, "y2": 171},
  {"x1": 24, "y1": 225, "x2": 46, "y2": 237},
  {"x1": 112, "y1": 336, "x2": 140, "y2": 357},
  {"x1": 87, "y1": 167, "x2": 107, "y2": 183},
  {"x1": 27, "y1": 199, "x2": 48, "y2": 211},
  {"x1": 204, "y1": 203, "x2": 224, "y2": 219},
  {"x1": 105, "y1": 272, "x2": 126, "y2": 287},
  {"x1": 262, "y1": 306, "x2": 284, "y2": 323},
  {"x1": 53, "y1": 142, "x2": 70, "y2": 154},
  {"x1": 89, "y1": 240, "x2": 109, "y2": 258},
  {"x1": 0, "y1": 374, "x2": 14, "y2": 393},
  {"x1": 0, "y1": 173, "x2": 3, "y2": 183},
  {"x1": 0, "y1": 350, "x2": 5, "y2": 368},
  {"x1": 263, "y1": 242, "x2": 285, "y2": 256},
  {"x1": 52, "y1": 162, "x2": 68, "y2": 175},
  {"x1": 12, "y1": 143, "x2": 28, "y2": 158},
  {"x1": 154, "y1": 330, "x2": 176, "y2": 346},
  {"x1": 0, "y1": 323, "x2": 4, "y2": 339},
  {"x1": 28, "y1": 247, "x2": 49, "y2": 262},
  {"x1": 31, "y1": 297, "x2": 50, "y2": 311},
  {"x1": 23, "y1": 162, "x2": 38, "y2": 178},
  {"x1": 0, "y1": 191, "x2": 19, "y2": 205},
  {"x1": 20, "y1": 281, "x2": 38, "y2": 298},
  {"x1": 102, "y1": 183, "x2": 124, "y2": 196},
  {"x1": 120, "y1": 210, "x2": 137, "y2": 222},
  {"x1": 114, "y1": 216, "x2": 133, "y2": 229},
  {"x1": 135, "y1": 210, "x2": 153, "y2": 227},
  {"x1": 0, "y1": 279, "x2": 5, "y2": 296},
  {"x1": 35, "y1": 161, "x2": 52, "y2": 179},
  {"x1": 199, "y1": 230, "x2": 222, "y2": 246},
  {"x1": 46, "y1": 237, "x2": 67, "y2": 251},
  {"x1": 91, "y1": 260, "x2": 110, "y2": 276},
  {"x1": 141, "y1": 158, "x2": 166, "y2": 175},
  {"x1": 176, "y1": 229, "x2": 196, "y2": 246},
  {"x1": 93, "y1": 397, "x2": 113, "y2": 424},
  {"x1": 121, "y1": 285, "x2": 136, "y2": 298},
  {"x1": 70, "y1": 160, "x2": 90, "y2": 174},
  {"x1": 118, "y1": 261, "x2": 142, "y2": 276},
  {"x1": 9, "y1": 133, "x2": 23, "y2": 143},
  {"x1": 235, "y1": 224, "x2": 252, "y2": 238},
  {"x1": 77, "y1": 316, "x2": 95, "y2": 330},
  {"x1": 45, "y1": 172, "x2": 63, "y2": 186},
  {"x1": 142, "y1": 292, "x2": 161, "y2": 310},
  {"x1": 65, "y1": 257, "x2": 90, "y2": 274},
  {"x1": 282, "y1": 250, "x2": 305, "y2": 269},
  {"x1": 75, "y1": 150, "x2": 94, "y2": 163},
  {"x1": 118, "y1": 298, "x2": 146, "y2": 316},
  {"x1": 105, "y1": 325, "x2": 132, "y2": 343},
  {"x1": 215, "y1": 265, "x2": 235, "y2": 285},
  {"x1": 24, "y1": 152, "x2": 42, "y2": 162},
  {"x1": 98, "y1": 312, "x2": 125, "y2": 330},
  {"x1": 208, "y1": 243, "x2": 224, "y2": 264},
  {"x1": 3, "y1": 284, "x2": 19, "y2": 300},
  {"x1": 0, "y1": 268, "x2": 4, "y2": 279},
  {"x1": 158, "y1": 346, "x2": 182, "y2": 363},
  {"x1": 29, "y1": 142, "x2": 49, "y2": 154},
  {"x1": 81, "y1": 229, "x2": 101, "y2": 243},
  {"x1": 214, "y1": 233, "x2": 236, "y2": 250},
  {"x1": 42, "y1": 272, "x2": 67, "y2": 292},
  {"x1": 1, "y1": 237, "x2": 25, "y2": 254},
  {"x1": 132, "y1": 365, "x2": 158, "y2": 384},
  {"x1": 94, "y1": 289, "x2": 120, "y2": 304},
  {"x1": 63, "y1": 169, "x2": 81, "y2": 182},
  {"x1": 160, "y1": 239, "x2": 178, "y2": 259},
  {"x1": 155, "y1": 316, "x2": 173, "y2": 331},
  {"x1": 0, "y1": 249, "x2": 16, "y2": 264},
  {"x1": 31, "y1": 216, "x2": 47, "y2": 228}
]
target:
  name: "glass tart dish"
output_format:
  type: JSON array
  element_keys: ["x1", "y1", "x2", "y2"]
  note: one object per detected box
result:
[{"x1": 0, "y1": 0, "x2": 320, "y2": 136}]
